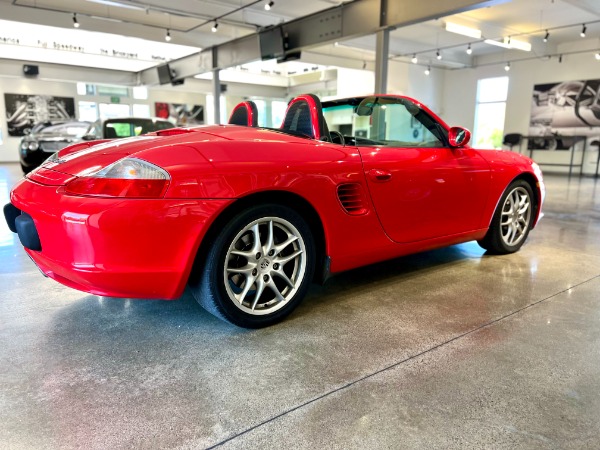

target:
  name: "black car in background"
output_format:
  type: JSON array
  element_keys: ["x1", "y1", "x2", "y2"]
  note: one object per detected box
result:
[
  {"x1": 19, "y1": 121, "x2": 90, "y2": 173},
  {"x1": 19, "y1": 117, "x2": 176, "y2": 173}
]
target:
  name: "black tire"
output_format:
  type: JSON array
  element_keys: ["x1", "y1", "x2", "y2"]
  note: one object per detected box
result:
[
  {"x1": 478, "y1": 179, "x2": 535, "y2": 254},
  {"x1": 189, "y1": 204, "x2": 315, "y2": 328}
]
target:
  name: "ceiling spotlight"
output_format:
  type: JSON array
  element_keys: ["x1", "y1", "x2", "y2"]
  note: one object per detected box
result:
[
  {"x1": 466, "y1": 43, "x2": 472, "y2": 55},
  {"x1": 72, "y1": 13, "x2": 80, "y2": 28},
  {"x1": 595, "y1": 52, "x2": 600, "y2": 60},
  {"x1": 411, "y1": 54, "x2": 418, "y2": 64},
  {"x1": 211, "y1": 21, "x2": 219, "y2": 32},
  {"x1": 543, "y1": 30, "x2": 549, "y2": 42},
  {"x1": 507, "y1": 36, "x2": 511, "y2": 45},
  {"x1": 558, "y1": 54, "x2": 563, "y2": 63},
  {"x1": 504, "y1": 61, "x2": 511, "y2": 72},
  {"x1": 580, "y1": 24, "x2": 586, "y2": 38},
  {"x1": 265, "y1": 1, "x2": 274, "y2": 10},
  {"x1": 165, "y1": 28, "x2": 171, "y2": 42},
  {"x1": 425, "y1": 66, "x2": 431, "y2": 75},
  {"x1": 436, "y1": 49, "x2": 442, "y2": 60}
]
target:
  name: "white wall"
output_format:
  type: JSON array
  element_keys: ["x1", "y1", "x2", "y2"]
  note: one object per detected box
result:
[
  {"x1": 387, "y1": 61, "x2": 445, "y2": 116},
  {"x1": 443, "y1": 52, "x2": 600, "y2": 175}
]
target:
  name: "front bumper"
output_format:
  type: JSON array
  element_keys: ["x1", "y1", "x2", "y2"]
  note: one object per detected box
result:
[{"x1": 7, "y1": 177, "x2": 232, "y2": 299}]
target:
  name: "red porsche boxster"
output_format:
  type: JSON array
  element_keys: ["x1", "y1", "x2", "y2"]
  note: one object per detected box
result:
[{"x1": 4, "y1": 94, "x2": 545, "y2": 328}]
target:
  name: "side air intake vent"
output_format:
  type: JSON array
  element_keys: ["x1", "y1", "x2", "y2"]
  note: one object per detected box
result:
[{"x1": 337, "y1": 183, "x2": 368, "y2": 215}]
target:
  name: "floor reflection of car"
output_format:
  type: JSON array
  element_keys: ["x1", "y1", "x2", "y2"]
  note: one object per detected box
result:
[
  {"x1": 82, "y1": 117, "x2": 175, "y2": 141},
  {"x1": 19, "y1": 121, "x2": 91, "y2": 173}
]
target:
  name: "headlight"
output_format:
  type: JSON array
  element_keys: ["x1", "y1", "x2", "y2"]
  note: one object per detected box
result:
[
  {"x1": 28, "y1": 141, "x2": 39, "y2": 151},
  {"x1": 20, "y1": 141, "x2": 29, "y2": 150}
]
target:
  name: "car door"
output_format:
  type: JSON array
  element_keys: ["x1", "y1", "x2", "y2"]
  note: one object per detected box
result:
[{"x1": 357, "y1": 97, "x2": 491, "y2": 243}]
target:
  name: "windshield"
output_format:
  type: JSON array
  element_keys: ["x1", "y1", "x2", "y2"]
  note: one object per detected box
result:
[
  {"x1": 322, "y1": 97, "x2": 448, "y2": 147},
  {"x1": 38, "y1": 122, "x2": 90, "y2": 137},
  {"x1": 105, "y1": 119, "x2": 174, "y2": 138}
]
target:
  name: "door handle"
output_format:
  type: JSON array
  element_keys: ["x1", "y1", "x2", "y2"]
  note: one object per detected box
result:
[{"x1": 367, "y1": 169, "x2": 393, "y2": 182}]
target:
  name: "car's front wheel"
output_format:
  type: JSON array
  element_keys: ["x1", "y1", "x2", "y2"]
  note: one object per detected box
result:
[
  {"x1": 478, "y1": 179, "x2": 535, "y2": 254},
  {"x1": 190, "y1": 204, "x2": 315, "y2": 328}
]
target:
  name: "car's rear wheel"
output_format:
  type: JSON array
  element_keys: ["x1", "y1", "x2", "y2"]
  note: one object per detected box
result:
[
  {"x1": 478, "y1": 179, "x2": 534, "y2": 254},
  {"x1": 190, "y1": 204, "x2": 315, "y2": 328}
]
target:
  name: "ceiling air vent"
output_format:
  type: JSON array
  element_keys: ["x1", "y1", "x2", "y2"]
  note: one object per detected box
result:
[{"x1": 337, "y1": 183, "x2": 368, "y2": 216}]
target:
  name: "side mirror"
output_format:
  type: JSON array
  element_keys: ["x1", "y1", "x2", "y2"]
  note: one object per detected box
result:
[
  {"x1": 81, "y1": 134, "x2": 96, "y2": 141},
  {"x1": 448, "y1": 126, "x2": 471, "y2": 147}
]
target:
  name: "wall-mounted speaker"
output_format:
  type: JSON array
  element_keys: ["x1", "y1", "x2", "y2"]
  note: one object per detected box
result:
[{"x1": 23, "y1": 65, "x2": 39, "y2": 76}]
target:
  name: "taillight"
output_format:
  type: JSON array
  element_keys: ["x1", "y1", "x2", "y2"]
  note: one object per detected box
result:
[{"x1": 65, "y1": 158, "x2": 170, "y2": 198}]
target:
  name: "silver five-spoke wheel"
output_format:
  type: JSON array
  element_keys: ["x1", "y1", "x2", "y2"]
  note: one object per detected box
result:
[
  {"x1": 500, "y1": 186, "x2": 532, "y2": 247},
  {"x1": 478, "y1": 179, "x2": 535, "y2": 254},
  {"x1": 224, "y1": 217, "x2": 307, "y2": 315},
  {"x1": 190, "y1": 204, "x2": 315, "y2": 328}
]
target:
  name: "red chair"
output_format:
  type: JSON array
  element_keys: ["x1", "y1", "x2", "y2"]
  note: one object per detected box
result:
[
  {"x1": 228, "y1": 101, "x2": 259, "y2": 127},
  {"x1": 281, "y1": 94, "x2": 330, "y2": 141}
]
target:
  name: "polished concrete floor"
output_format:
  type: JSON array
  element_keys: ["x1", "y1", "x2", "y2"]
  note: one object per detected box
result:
[{"x1": 1, "y1": 162, "x2": 599, "y2": 449}]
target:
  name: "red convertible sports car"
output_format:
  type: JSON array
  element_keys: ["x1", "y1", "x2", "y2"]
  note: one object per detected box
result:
[{"x1": 4, "y1": 94, "x2": 545, "y2": 328}]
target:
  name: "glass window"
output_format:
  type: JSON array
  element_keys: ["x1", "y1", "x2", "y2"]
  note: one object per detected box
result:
[
  {"x1": 77, "y1": 83, "x2": 96, "y2": 96},
  {"x1": 133, "y1": 86, "x2": 148, "y2": 100},
  {"x1": 474, "y1": 76, "x2": 509, "y2": 149},
  {"x1": 97, "y1": 85, "x2": 129, "y2": 97},
  {"x1": 271, "y1": 101, "x2": 287, "y2": 128},
  {"x1": 323, "y1": 97, "x2": 445, "y2": 147},
  {"x1": 98, "y1": 103, "x2": 131, "y2": 120},
  {"x1": 78, "y1": 101, "x2": 98, "y2": 122},
  {"x1": 105, "y1": 118, "x2": 174, "y2": 138},
  {"x1": 253, "y1": 100, "x2": 267, "y2": 127},
  {"x1": 206, "y1": 95, "x2": 227, "y2": 124},
  {"x1": 132, "y1": 104, "x2": 151, "y2": 118},
  {"x1": 38, "y1": 122, "x2": 90, "y2": 138}
]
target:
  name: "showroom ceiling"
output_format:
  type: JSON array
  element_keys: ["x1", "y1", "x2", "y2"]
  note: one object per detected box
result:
[{"x1": 0, "y1": 0, "x2": 599, "y2": 72}]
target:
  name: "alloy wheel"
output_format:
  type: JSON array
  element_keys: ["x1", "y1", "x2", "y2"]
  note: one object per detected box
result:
[
  {"x1": 500, "y1": 186, "x2": 532, "y2": 247},
  {"x1": 223, "y1": 217, "x2": 307, "y2": 315}
]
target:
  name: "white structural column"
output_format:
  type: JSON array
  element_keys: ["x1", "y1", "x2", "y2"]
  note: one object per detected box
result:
[
  {"x1": 374, "y1": 28, "x2": 389, "y2": 94},
  {"x1": 212, "y1": 68, "x2": 221, "y2": 124},
  {"x1": 211, "y1": 47, "x2": 221, "y2": 124}
]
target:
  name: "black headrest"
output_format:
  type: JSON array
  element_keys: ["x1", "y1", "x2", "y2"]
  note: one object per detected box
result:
[
  {"x1": 281, "y1": 94, "x2": 329, "y2": 140},
  {"x1": 229, "y1": 101, "x2": 259, "y2": 127}
]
